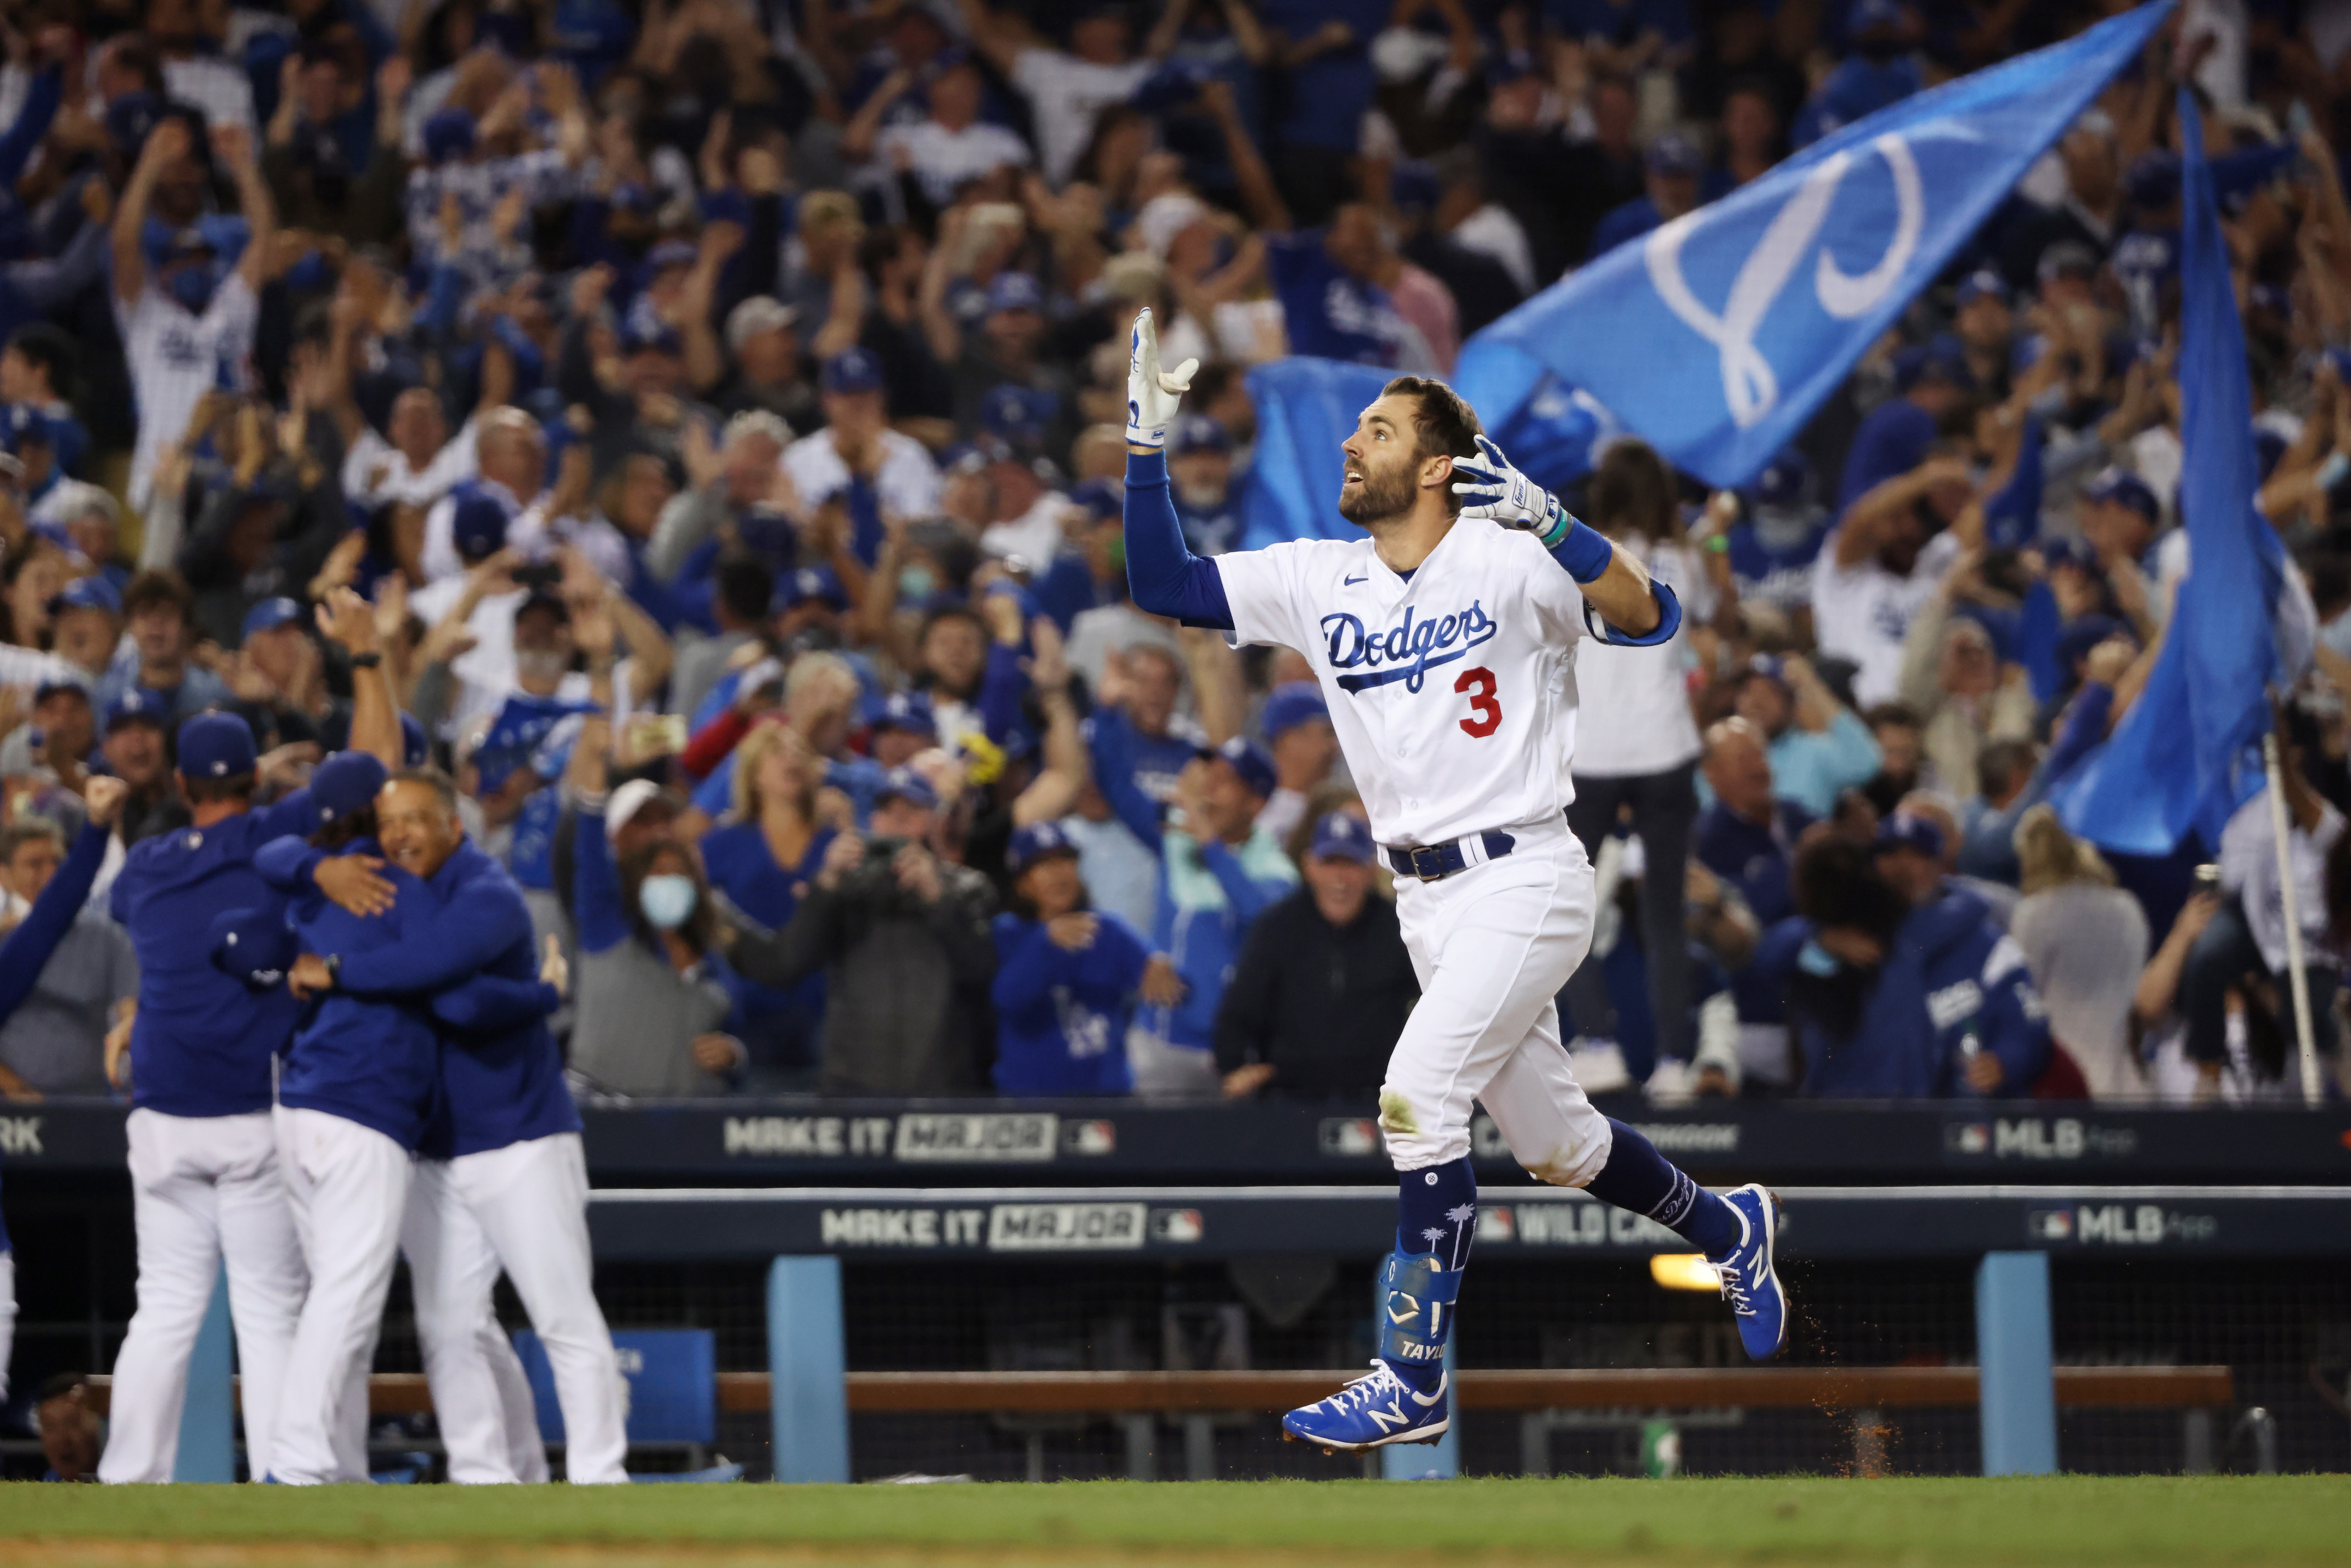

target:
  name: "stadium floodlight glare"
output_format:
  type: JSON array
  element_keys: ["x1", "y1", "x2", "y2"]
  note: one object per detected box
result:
[{"x1": 1650, "y1": 1253, "x2": 1722, "y2": 1292}]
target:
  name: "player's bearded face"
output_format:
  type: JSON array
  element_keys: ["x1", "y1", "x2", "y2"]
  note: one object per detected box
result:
[{"x1": 1338, "y1": 441, "x2": 1418, "y2": 526}]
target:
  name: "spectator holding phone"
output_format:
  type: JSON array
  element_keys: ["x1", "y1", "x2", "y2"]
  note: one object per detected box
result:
[
  {"x1": 728, "y1": 765, "x2": 998, "y2": 1095},
  {"x1": 989, "y1": 821, "x2": 1179, "y2": 1095}
]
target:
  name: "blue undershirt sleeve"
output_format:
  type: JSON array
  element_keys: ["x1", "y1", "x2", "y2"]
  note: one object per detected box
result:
[
  {"x1": 1576, "y1": 578, "x2": 1683, "y2": 648},
  {"x1": 1124, "y1": 451, "x2": 1234, "y2": 630}
]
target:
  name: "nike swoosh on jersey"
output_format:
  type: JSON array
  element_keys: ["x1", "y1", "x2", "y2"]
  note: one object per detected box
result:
[{"x1": 1344, "y1": 573, "x2": 1368, "y2": 585}]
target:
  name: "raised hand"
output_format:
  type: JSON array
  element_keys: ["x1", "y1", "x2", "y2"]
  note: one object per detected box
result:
[
  {"x1": 1451, "y1": 434, "x2": 1564, "y2": 541},
  {"x1": 1125, "y1": 307, "x2": 1197, "y2": 450}
]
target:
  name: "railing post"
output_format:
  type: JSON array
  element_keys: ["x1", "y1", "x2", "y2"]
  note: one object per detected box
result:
[
  {"x1": 766, "y1": 1256, "x2": 849, "y2": 1482},
  {"x1": 1975, "y1": 1251, "x2": 2057, "y2": 1476},
  {"x1": 174, "y1": 1267, "x2": 235, "y2": 1482}
]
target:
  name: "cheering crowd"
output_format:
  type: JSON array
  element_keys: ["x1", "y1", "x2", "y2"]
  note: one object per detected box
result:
[{"x1": 0, "y1": 0, "x2": 2345, "y2": 1124}]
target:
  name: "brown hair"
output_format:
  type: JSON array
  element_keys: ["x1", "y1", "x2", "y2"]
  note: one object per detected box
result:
[
  {"x1": 1380, "y1": 376, "x2": 1484, "y2": 517},
  {"x1": 2014, "y1": 803, "x2": 2115, "y2": 896},
  {"x1": 1584, "y1": 438, "x2": 1682, "y2": 543}
]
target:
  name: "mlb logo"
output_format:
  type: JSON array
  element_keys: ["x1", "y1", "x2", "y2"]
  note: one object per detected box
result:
[
  {"x1": 2029, "y1": 1209, "x2": 2073, "y2": 1242},
  {"x1": 1063, "y1": 1119, "x2": 1117, "y2": 1156},
  {"x1": 1475, "y1": 1207, "x2": 1516, "y2": 1244},
  {"x1": 1151, "y1": 1209, "x2": 1204, "y2": 1244},
  {"x1": 1948, "y1": 1122, "x2": 1991, "y2": 1156},
  {"x1": 1319, "y1": 1118, "x2": 1383, "y2": 1157}
]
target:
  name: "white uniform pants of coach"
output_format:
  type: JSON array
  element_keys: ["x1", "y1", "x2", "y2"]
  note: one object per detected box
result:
[
  {"x1": 412, "y1": 1132, "x2": 628, "y2": 1483},
  {"x1": 100, "y1": 1109, "x2": 306, "y2": 1483},
  {"x1": 403, "y1": 1158, "x2": 551, "y2": 1483},
  {"x1": 272, "y1": 1106, "x2": 414, "y2": 1485},
  {"x1": 1380, "y1": 815, "x2": 1615, "y2": 1183}
]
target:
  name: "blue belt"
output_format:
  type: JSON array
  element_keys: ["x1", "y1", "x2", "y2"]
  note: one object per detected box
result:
[{"x1": 1385, "y1": 830, "x2": 1517, "y2": 882}]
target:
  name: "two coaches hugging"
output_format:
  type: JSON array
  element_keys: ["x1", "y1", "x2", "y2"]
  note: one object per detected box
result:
[{"x1": 94, "y1": 590, "x2": 625, "y2": 1484}]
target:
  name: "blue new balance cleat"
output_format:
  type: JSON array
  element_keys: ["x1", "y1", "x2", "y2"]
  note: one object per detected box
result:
[
  {"x1": 1282, "y1": 1362, "x2": 1450, "y2": 1452},
  {"x1": 1710, "y1": 1183, "x2": 1790, "y2": 1361}
]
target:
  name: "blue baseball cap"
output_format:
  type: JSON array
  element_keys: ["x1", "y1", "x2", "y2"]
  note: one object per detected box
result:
[
  {"x1": 1646, "y1": 131, "x2": 1703, "y2": 179},
  {"x1": 981, "y1": 383, "x2": 1057, "y2": 444},
  {"x1": 1954, "y1": 269, "x2": 2009, "y2": 308},
  {"x1": 620, "y1": 320, "x2": 684, "y2": 357},
  {"x1": 32, "y1": 673, "x2": 86, "y2": 706},
  {"x1": 1484, "y1": 47, "x2": 1539, "y2": 87},
  {"x1": 422, "y1": 107, "x2": 476, "y2": 165},
  {"x1": 1069, "y1": 477, "x2": 1122, "y2": 522},
  {"x1": 1894, "y1": 333, "x2": 1972, "y2": 392},
  {"x1": 876, "y1": 764, "x2": 940, "y2": 811},
  {"x1": 210, "y1": 907, "x2": 298, "y2": 990},
  {"x1": 1752, "y1": 449, "x2": 1813, "y2": 509},
  {"x1": 1309, "y1": 811, "x2": 1376, "y2": 864},
  {"x1": 400, "y1": 710, "x2": 430, "y2": 767},
  {"x1": 450, "y1": 483, "x2": 516, "y2": 561},
  {"x1": 821, "y1": 347, "x2": 884, "y2": 395},
  {"x1": 1, "y1": 403, "x2": 51, "y2": 452},
  {"x1": 1261, "y1": 681, "x2": 1329, "y2": 742},
  {"x1": 871, "y1": 690, "x2": 938, "y2": 738},
  {"x1": 2082, "y1": 466, "x2": 2159, "y2": 524},
  {"x1": 1171, "y1": 414, "x2": 1230, "y2": 456},
  {"x1": 310, "y1": 750, "x2": 388, "y2": 826},
  {"x1": 643, "y1": 239, "x2": 699, "y2": 276},
  {"x1": 984, "y1": 271, "x2": 1044, "y2": 315},
  {"x1": 1199, "y1": 734, "x2": 1275, "y2": 799},
  {"x1": 241, "y1": 596, "x2": 303, "y2": 640},
  {"x1": 1847, "y1": 0, "x2": 1909, "y2": 34},
  {"x1": 2126, "y1": 149, "x2": 2183, "y2": 207},
  {"x1": 106, "y1": 91, "x2": 164, "y2": 159},
  {"x1": 776, "y1": 564, "x2": 850, "y2": 613},
  {"x1": 1873, "y1": 809, "x2": 1945, "y2": 862},
  {"x1": 178, "y1": 711, "x2": 257, "y2": 779},
  {"x1": 103, "y1": 687, "x2": 170, "y2": 733},
  {"x1": 50, "y1": 576, "x2": 122, "y2": 616},
  {"x1": 1006, "y1": 819, "x2": 1080, "y2": 873}
]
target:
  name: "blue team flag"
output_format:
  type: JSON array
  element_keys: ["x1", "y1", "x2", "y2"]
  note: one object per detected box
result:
[
  {"x1": 1453, "y1": 2, "x2": 2172, "y2": 488},
  {"x1": 2060, "y1": 92, "x2": 2288, "y2": 856},
  {"x1": 1240, "y1": 359, "x2": 1613, "y2": 546},
  {"x1": 1239, "y1": 358, "x2": 1392, "y2": 548}
]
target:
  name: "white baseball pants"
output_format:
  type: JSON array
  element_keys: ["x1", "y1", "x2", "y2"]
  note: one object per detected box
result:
[
  {"x1": 403, "y1": 1157, "x2": 550, "y2": 1484},
  {"x1": 0, "y1": 1248, "x2": 15, "y2": 1404},
  {"x1": 271, "y1": 1106, "x2": 413, "y2": 1486},
  {"x1": 1380, "y1": 815, "x2": 1615, "y2": 1183},
  {"x1": 439, "y1": 1132, "x2": 628, "y2": 1483},
  {"x1": 100, "y1": 1109, "x2": 306, "y2": 1484}
]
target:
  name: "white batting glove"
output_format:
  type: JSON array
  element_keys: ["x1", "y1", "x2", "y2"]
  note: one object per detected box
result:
[
  {"x1": 1451, "y1": 434, "x2": 1567, "y2": 546},
  {"x1": 1125, "y1": 307, "x2": 1198, "y2": 450}
]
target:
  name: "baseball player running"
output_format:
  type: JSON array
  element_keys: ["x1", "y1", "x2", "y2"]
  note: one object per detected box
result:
[{"x1": 1121, "y1": 310, "x2": 1788, "y2": 1453}]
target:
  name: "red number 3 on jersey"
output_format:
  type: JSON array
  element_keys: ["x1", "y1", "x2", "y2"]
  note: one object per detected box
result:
[{"x1": 1455, "y1": 667, "x2": 1501, "y2": 738}]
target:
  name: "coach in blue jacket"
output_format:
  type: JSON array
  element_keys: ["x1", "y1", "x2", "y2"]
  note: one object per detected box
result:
[{"x1": 285, "y1": 766, "x2": 628, "y2": 1483}]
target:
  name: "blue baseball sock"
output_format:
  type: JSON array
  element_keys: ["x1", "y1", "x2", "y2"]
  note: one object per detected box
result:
[
  {"x1": 1384, "y1": 1157, "x2": 1475, "y2": 1392},
  {"x1": 1395, "y1": 1156, "x2": 1477, "y2": 1267},
  {"x1": 1582, "y1": 1118, "x2": 1741, "y2": 1255}
]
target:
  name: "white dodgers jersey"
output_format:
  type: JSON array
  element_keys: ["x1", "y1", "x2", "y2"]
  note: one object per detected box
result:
[{"x1": 1219, "y1": 520, "x2": 1589, "y2": 848}]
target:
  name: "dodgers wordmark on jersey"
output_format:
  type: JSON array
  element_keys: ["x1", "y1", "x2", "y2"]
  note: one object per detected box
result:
[{"x1": 1216, "y1": 520, "x2": 1588, "y2": 849}]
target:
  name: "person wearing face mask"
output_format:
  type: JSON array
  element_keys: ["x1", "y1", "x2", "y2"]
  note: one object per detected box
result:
[{"x1": 564, "y1": 717, "x2": 748, "y2": 1098}]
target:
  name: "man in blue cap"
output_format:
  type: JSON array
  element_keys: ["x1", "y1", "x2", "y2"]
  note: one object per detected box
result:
[
  {"x1": 1168, "y1": 415, "x2": 1241, "y2": 556},
  {"x1": 1257, "y1": 680, "x2": 1338, "y2": 845},
  {"x1": 96, "y1": 710, "x2": 319, "y2": 1484},
  {"x1": 1792, "y1": 0, "x2": 1922, "y2": 149},
  {"x1": 231, "y1": 596, "x2": 334, "y2": 752},
  {"x1": 45, "y1": 575, "x2": 121, "y2": 685},
  {"x1": 1216, "y1": 809, "x2": 1418, "y2": 1102},
  {"x1": 779, "y1": 347, "x2": 943, "y2": 523},
  {"x1": 0, "y1": 678, "x2": 96, "y2": 803},
  {"x1": 2077, "y1": 466, "x2": 2166, "y2": 640},
  {"x1": 1588, "y1": 130, "x2": 1707, "y2": 259},
  {"x1": 947, "y1": 272, "x2": 1071, "y2": 449},
  {"x1": 1088, "y1": 727, "x2": 1299, "y2": 1097},
  {"x1": 95, "y1": 687, "x2": 184, "y2": 847}
]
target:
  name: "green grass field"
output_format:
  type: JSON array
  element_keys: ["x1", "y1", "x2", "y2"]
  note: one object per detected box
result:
[{"x1": 3, "y1": 1476, "x2": 2347, "y2": 1567}]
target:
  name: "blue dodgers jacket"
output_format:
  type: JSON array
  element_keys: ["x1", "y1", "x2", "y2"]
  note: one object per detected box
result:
[
  {"x1": 989, "y1": 911, "x2": 1151, "y2": 1095},
  {"x1": 257, "y1": 837, "x2": 561, "y2": 1152},
  {"x1": 110, "y1": 790, "x2": 321, "y2": 1118},
  {"x1": 279, "y1": 837, "x2": 580, "y2": 1158},
  {"x1": 1088, "y1": 710, "x2": 1297, "y2": 1051},
  {"x1": 1756, "y1": 887, "x2": 2051, "y2": 1098}
]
